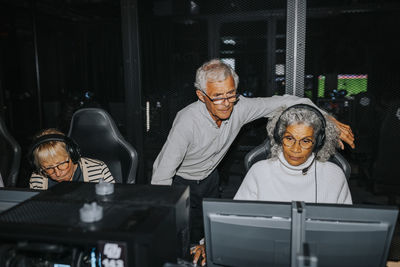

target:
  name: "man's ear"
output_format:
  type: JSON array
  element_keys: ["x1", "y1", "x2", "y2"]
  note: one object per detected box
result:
[{"x1": 196, "y1": 89, "x2": 205, "y2": 103}]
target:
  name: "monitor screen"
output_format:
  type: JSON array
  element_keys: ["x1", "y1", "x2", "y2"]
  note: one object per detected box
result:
[
  {"x1": 317, "y1": 74, "x2": 368, "y2": 99},
  {"x1": 203, "y1": 199, "x2": 398, "y2": 267},
  {"x1": 337, "y1": 74, "x2": 368, "y2": 95},
  {"x1": 304, "y1": 203, "x2": 397, "y2": 267},
  {"x1": 203, "y1": 199, "x2": 292, "y2": 267},
  {"x1": 318, "y1": 75, "x2": 326, "y2": 98}
]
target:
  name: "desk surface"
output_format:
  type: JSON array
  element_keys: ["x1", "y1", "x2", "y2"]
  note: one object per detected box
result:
[{"x1": 0, "y1": 188, "x2": 39, "y2": 212}]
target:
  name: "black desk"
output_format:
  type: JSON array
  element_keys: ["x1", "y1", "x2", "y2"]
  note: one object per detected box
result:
[{"x1": 0, "y1": 187, "x2": 38, "y2": 213}]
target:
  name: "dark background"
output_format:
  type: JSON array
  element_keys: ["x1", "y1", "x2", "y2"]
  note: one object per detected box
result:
[{"x1": 0, "y1": 0, "x2": 399, "y2": 197}]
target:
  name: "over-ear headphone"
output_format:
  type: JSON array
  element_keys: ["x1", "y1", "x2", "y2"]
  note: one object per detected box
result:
[
  {"x1": 28, "y1": 134, "x2": 81, "y2": 172},
  {"x1": 273, "y1": 104, "x2": 326, "y2": 152}
]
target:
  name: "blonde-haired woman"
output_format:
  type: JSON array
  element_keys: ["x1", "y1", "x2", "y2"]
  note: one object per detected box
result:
[{"x1": 29, "y1": 128, "x2": 114, "y2": 190}]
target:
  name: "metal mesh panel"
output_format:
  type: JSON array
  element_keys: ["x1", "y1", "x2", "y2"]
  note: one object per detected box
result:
[
  {"x1": 0, "y1": 200, "x2": 138, "y2": 230},
  {"x1": 0, "y1": 201, "x2": 80, "y2": 225}
]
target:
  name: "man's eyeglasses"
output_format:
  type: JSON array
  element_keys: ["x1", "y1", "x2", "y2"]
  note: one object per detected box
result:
[
  {"x1": 282, "y1": 136, "x2": 314, "y2": 149},
  {"x1": 202, "y1": 91, "x2": 238, "y2": 105},
  {"x1": 41, "y1": 158, "x2": 70, "y2": 175}
]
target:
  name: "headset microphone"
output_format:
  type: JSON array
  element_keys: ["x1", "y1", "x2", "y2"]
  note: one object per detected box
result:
[{"x1": 302, "y1": 156, "x2": 316, "y2": 175}]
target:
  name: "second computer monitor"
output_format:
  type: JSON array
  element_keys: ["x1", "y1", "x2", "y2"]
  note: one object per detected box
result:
[{"x1": 203, "y1": 199, "x2": 398, "y2": 267}]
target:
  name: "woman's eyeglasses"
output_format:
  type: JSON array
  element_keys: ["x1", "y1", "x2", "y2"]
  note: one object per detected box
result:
[
  {"x1": 41, "y1": 158, "x2": 70, "y2": 175},
  {"x1": 282, "y1": 136, "x2": 314, "y2": 149}
]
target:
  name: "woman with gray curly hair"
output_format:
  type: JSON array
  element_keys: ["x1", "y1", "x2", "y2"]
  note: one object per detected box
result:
[{"x1": 234, "y1": 104, "x2": 352, "y2": 204}]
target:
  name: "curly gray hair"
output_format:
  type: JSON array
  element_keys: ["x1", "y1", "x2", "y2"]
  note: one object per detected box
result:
[
  {"x1": 194, "y1": 59, "x2": 239, "y2": 92},
  {"x1": 267, "y1": 105, "x2": 340, "y2": 162}
]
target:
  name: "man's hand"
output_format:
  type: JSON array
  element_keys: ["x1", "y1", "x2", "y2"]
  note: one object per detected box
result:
[
  {"x1": 191, "y1": 244, "x2": 206, "y2": 266},
  {"x1": 328, "y1": 116, "x2": 355, "y2": 149}
]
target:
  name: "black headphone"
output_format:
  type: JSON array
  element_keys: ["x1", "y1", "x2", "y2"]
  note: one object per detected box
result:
[
  {"x1": 273, "y1": 104, "x2": 326, "y2": 152},
  {"x1": 28, "y1": 134, "x2": 81, "y2": 172}
]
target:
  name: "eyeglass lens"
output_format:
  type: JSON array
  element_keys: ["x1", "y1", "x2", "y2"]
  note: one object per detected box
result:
[
  {"x1": 282, "y1": 136, "x2": 313, "y2": 149},
  {"x1": 213, "y1": 95, "x2": 238, "y2": 104},
  {"x1": 43, "y1": 160, "x2": 70, "y2": 174}
]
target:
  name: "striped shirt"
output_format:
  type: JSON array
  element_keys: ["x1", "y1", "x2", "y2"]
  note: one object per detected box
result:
[{"x1": 29, "y1": 157, "x2": 115, "y2": 190}]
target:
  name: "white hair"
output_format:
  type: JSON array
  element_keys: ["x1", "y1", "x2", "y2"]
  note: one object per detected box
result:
[{"x1": 194, "y1": 59, "x2": 239, "y2": 92}]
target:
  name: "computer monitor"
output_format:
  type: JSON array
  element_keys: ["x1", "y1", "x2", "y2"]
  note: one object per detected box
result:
[
  {"x1": 203, "y1": 199, "x2": 398, "y2": 267},
  {"x1": 337, "y1": 74, "x2": 368, "y2": 96},
  {"x1": 304, "y1": 203, "x2": 397, "y2": 267},
  {"x1": 318, "y1": 75, "x2": 326, "y2": 98},
  {"x1": 318, "y1": 74, "x2": 368, "y2": 99},
  {"x1": 203, "y1": 199, "x2": 292, "y2": 267}
]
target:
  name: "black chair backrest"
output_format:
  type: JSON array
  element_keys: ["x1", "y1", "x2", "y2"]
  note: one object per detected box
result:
[
  {"x1": 244, "y1": 136, "x2": 351, "y2": 180},
  {"x1": 0, "y1": 116, "x2": 21, "y2": 187},
  {"x1": 243, "y1": 138, "x2": 271, "y2": 172},
  {"x1": 68, "y1": 108, "x2": 138, "y2": 184}
]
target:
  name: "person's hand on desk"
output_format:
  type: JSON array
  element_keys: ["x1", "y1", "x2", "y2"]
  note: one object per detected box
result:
[{"x1": 191, "y1": 244, "x2": 206, "y2": 266}]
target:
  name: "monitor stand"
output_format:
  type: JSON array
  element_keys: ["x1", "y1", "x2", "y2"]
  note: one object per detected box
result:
[{"x1": 291, "y1": 201, "x2": 318, "y2": 267}]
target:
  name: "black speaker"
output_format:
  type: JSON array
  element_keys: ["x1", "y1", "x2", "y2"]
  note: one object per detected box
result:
[
  {"x1": 28, "y1": 134, "x2": 81, "y2": 172},
  {"x1": 273, "y1": 104, "x2": 326, "y2": 152}
]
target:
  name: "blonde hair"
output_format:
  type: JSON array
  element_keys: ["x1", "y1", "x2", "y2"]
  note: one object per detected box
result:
[{"x1": 33, "y1": 128, "x2": 69, "y2": 169}]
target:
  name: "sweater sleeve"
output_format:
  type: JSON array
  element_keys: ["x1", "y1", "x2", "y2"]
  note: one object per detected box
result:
[
  {"x1": 234, "y1": 164, "x2": 260, "y2": 200},
  {"x1": 237, "y1": 94, "x2": 323, "y2": 125},
  {"x1": 151, "y1": 112, "x2": 192, "y2": 185},
  {"x1": 29, "y1": 173, "x2": 46, "y2": 190}
]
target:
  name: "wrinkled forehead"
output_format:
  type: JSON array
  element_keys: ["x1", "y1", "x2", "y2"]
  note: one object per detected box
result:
[
  {"x1": 205, "y1": 75, "x2": 235, "y2": 94},
  {"x1": 284, "y1": 123, "x2": 315, "y2": 137}
]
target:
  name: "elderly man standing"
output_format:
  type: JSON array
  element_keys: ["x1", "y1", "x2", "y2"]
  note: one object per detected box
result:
[{"x1": 151, "y1": 58, "x2": 354, "y2": 243}]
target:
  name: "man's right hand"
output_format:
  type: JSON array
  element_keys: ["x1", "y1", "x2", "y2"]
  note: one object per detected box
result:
[{"x1": 191, "y1": 244, "x2": 206, "y2": 266}]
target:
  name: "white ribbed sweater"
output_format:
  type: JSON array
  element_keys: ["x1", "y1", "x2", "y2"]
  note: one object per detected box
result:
[{"x1": 234, "y1": 153, "x2": 352, "y2": 204}]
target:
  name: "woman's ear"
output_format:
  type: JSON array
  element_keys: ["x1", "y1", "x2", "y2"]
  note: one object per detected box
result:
[{"x1": 196, "y1": 90, "x2": 205, "y2": 103}]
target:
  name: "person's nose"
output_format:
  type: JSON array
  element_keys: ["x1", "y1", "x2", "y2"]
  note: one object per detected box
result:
[
  {"x1": 222, "y1": 98, "x2": 230, "y2": 107},
  {"x1": 54, "y1": 167, "x2": 62, "y2": 176},
  {"x1": 291, "y1": 141, "x2": 302, "y2": 152}
]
